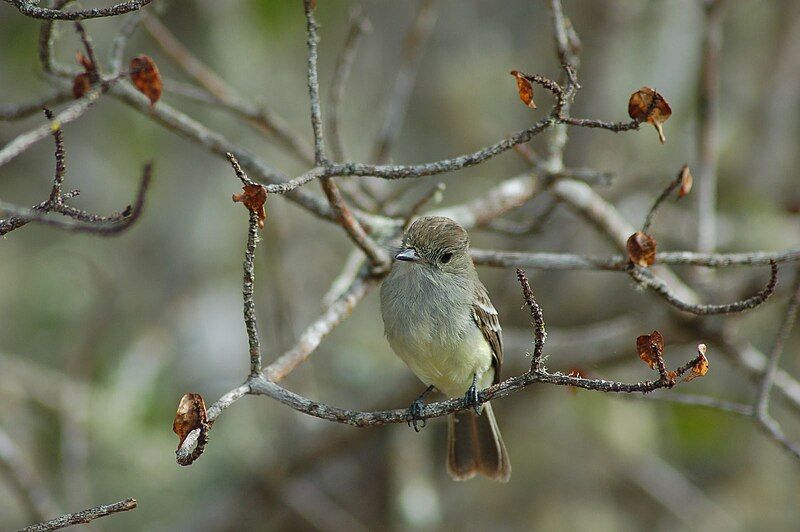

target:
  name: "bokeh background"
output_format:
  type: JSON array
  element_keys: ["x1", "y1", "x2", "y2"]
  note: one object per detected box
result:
[{"x1": 2, "y1": 0, "x2": 800, "y2": 530}]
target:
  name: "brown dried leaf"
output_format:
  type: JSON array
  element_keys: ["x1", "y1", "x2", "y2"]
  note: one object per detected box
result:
[
  {"x1": 173, "y1": 393, "x2": 207, "y2": 448},
  {"x1": 636, "y1": 330, "x2": 664, "y2": 370},
  {"x1": 628, "y1": 87, "x2": 672, "y2": 144},
  {"x1": 129, "y1": 55, "x2": 162, "y2": 105},
  {"x1": 684, "y1": 344, "x2": 709, "y2": 382},
  {"x1": 627, "y1": 231, "x2": 657, "y2": 267},
  {"x1": 76, "y1": 51, "x2": 95, "y2": 73},
  {"x1": 72, "y1": 72, "x2": 92, "y2": 99},
  {"x1": 510, "y1": 70, "x2": 537, "y2": 109},
  {"x1": 678, "y1": 164, "x2": 693, "y2": 198},
  {"x1": 232, "y1": 184, "x2": 268, "y2": 228}
]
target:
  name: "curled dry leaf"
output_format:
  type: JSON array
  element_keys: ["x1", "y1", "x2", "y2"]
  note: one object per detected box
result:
[
  {"x1": 510, "y1": 70, "x2": 537, "y2": 109},
  {"x1": 684, "y1": 344, "x2": 709, "y2": 382},
  {"x1": 72, "y1": 72, "x2": 92, "y2": 99},
  {"x1": 678, "y1": 164, "x2": 693, "y2": 198},
  {"x1": 129, "y1": 55, "x2": 162, "y2": 105},
  {"x1": 628, "y1": 87, "x2": 672, "y2": 144},
  {"x1": 173, "y1": 393, "x2": 208, "y2": 448},
  {"x1": 627, "y1": 231, "x2": 657, "y2": 267},
  {"x1": 233, "y1": 184, "x2": 268, "y2": 228},
  {"x1": 636, "y1": 330, "x2": 664, "y2": 370}
]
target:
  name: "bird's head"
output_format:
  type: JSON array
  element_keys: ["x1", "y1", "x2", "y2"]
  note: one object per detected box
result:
[{"x1": 395, "y1": 216, "x2": 472, "y2": 274}]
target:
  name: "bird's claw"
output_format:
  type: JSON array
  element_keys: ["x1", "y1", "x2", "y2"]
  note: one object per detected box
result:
[
  {"x1": 464, "y1": 379, "x2": 482, "y2": 415},
  {"x1": 407, "y1": 398, "x2": 427, "y2": 432}
]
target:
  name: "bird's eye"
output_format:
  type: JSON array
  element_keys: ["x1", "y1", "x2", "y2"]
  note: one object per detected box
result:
[{"x1": 440, "y1": 252, "x2": 452, "y2": 264}]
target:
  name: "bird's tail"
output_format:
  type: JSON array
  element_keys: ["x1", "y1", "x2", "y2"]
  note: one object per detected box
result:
[{"x1": 447, "y1": 402, "x2": 511, "y2": 482}]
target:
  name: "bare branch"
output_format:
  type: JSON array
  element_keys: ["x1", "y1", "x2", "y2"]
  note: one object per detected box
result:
[
  {"x1": 696, "y1": 0, "x2": 729, "y2": 254},
  {"x1": 328, "y1": 7, "x2": 370, "y2": 162},
  {"x1": 0, "y1": 90, "x2": 72, "y2": 121},
  {"x1": 0, "y1": 427, "x2": 61, "y2": 523},
  {"x1": 627, "y1": 261, "x2": 777, "y2": 316},
  {"x1": 5, "y1": 0, "x2": 152, "y2": 20},
  {"x1": 756, "y1": 269, "x2": 800, "y2": 416},
  {"x1": 19, "y1": 498, "x2": 137, "y2": 532},
  {"x1": 303, "y1": 0, "x2": 327, "y2": 166},
  {"x1": 371, "y1": 0, "x2": 438, "y2": 164},
  {"x1": 141, "y1": 14, "x2": 315, "y2": 165},
  {"x1": 516, "y1": 269, "x2": 547, "y2": 371},
  {"x1": 642, "y1": 165, "x2": 688, "y2": 233},
  {"x1": 264, "y1": 276, "x2": 376, "y2": 382},
  {"x1": 470, "y1": 248, "x2": 800, "y2": 270},
  {"x1": 0, "y1": 163, "x2": 152, "y2": 236},
  {"x1": 242, "y1": 211, "x2": 263, "y2": 375},
  {"x1": 320, "y1": 177, "x2": 390, "y2": 266}
]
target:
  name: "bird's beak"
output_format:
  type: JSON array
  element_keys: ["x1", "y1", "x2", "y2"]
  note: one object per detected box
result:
[{"x1": 395, "y1": 248, "x2": 421, "y2": 262}]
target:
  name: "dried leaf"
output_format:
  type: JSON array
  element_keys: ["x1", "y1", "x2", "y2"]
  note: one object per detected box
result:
[
  {"x1": 72, "y1": 72, "x2": 92, "y2": 99},
  {"x1": 636, "y1": 330, "x2": 664, "y2": 370},
  {"x1": 76, "y1": 51, "x2": 95, "y2": 73},
  {"x1": 129, "y1": 55, "x2": 162, "y2": 105},
  {"x1": 510, "y1": 70, "x2": 537, "y2": 109},
  {"x1": 627, "y1": 231, "x2": 657, "y2": 267},
  {"x1": 684, "y1": 344, "x2": 709, "y2": 382},
  {"x1": 232, "y1": 184, "x2": 268, "y2": 228},
  {"x1": 173, "y1": 393, "x2": 207, "y2": 448},
  {"x1": 678, "y1": 164, "x2": 693, "y2": 198},
  {"x1": 628, "y1": 87, "x2": 672, "y2": 144}
]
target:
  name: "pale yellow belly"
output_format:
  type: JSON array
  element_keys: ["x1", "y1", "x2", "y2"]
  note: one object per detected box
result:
[{"x1": 389, "y1": 324, "x2": 494, "y2": 398}]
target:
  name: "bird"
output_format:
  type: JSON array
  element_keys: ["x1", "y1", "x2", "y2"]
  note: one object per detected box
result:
[{"x1": 380, "y1": 215, "x2": 511, "y2": 482}]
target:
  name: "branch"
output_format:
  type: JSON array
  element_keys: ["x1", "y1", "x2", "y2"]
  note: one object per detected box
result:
[
  {"x1": 470, "y1": 248, "x2": 800, "y2": 270},
  {"x1": 642, "y1": 165, "x2": 688, "y2": 233},
  {"x1": 696, "y1": 0, "x2": 729, "y2": 254},
  {"x1": 19, "y1": 498, "x2": 137, "y2": 532},
  {"x1": 141, "y1": 14, "x2": 315, "y2": 165},
  {"x1": 264, "y1": 275, "x2": 376, "y2": 382},
  {"x1": 516, "y1": 269, "x2": 546, "y2": 371},
  {"x1": 328, "y1": 7, "x2": 370, "y2": 162},
  {"x1": 756, "y1": 269, "x2": 800, "y2": 416},
  {"x1": 5, "y1": 0, "x2": 152, "y2": 20},
  {"x1": 371, "y1": 0, "x2": 438, "y2": 164},
  {"x1": 627, "y1": 261, "x2": 777, "y2": 316},
  {"x1": 0, "y1": 163, "x2": 152, "y2": 237},
  {"x1": 303, "y1": 0, "x2": 327, "y2": 166}
]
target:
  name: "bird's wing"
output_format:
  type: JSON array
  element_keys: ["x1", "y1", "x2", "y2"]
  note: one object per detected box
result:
[{"x1": 472, "y1": 280, "x2": 503, "y2": 384}]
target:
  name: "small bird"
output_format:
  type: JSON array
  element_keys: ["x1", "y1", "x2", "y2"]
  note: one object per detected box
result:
[{"x1": 380, "y1": 216, "x2": 511, "y2": 482}]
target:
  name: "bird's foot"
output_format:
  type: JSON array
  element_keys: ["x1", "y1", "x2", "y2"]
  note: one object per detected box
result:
[
  {"x1": 407, "y1": 398, "x2": 427, "y2": 432},
  {"x1": 407, "y1": 385, "x2": 434, "y2": 432},
  {"x1": 464, "y1": 374, "x2": 482, "y2": 415}
]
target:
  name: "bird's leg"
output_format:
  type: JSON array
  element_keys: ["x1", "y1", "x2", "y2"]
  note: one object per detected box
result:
[
  {"x1": 464, "y1": 373, "x2": 482, "y2": 415},
  {"x1": 408, "y1": 385, "x2": 435, "y2": 432}
]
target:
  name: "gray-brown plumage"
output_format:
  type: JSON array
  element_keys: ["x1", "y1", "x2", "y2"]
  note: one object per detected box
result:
[{"x1": 380, "y1": 216, "x2": 511, "y2": 482}]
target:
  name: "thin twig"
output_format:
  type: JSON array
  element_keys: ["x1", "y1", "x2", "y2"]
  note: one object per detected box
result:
[
  {"x1": 371, "y1": 0, "x2": 438, "y2": 164},
  {"x1": 264, "y1": 276, "x2": 376, "y2": 382},
  {"x1": 402, "y1": 182, "x2": 445, "y2": 230},
  {"x1": 328, "y1": 7, "x2": 371, "y2": 162},
  {"x1": 642, "y1": 165, "x2": 688, "y2": 233},
  {"x1": 516, "y1": 269, "x2": 547, "y2": 371},
  {"x1": 303, "y1": 0, "x2": 327, "y2": 166},
  {"x1": 696, "y1": 0, "x2": 729, "y2": 255},
  {"x1": 756, "y1": 269, "x2": 800, "y2": 416},
  {"x1": 19, "y1": 498, "x2": 137, "y2": 532},
  {"x1": 0, "y1": 163, "x2": 152, "y2": 236},
  {"x1": 320, "y1": 177, "x2": 390, "y2": 266},
  {"x1": 627, "y1": 261, "x2": 777, "y2": 316},
  {"x1": 141, "y1": 14, "x2": 315, "y2": 165}
]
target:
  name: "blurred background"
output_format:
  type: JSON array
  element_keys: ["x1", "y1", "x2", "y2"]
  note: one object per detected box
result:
[{"x1": 1, "y1": 0, "x2": 800, "y2": 530}]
